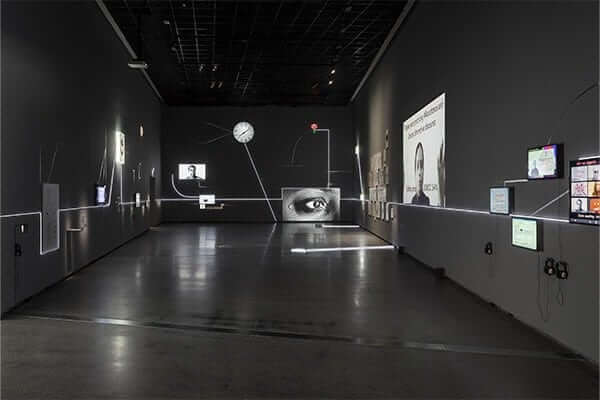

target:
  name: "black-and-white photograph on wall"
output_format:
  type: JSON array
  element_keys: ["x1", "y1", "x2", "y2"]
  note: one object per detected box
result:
[
  {"x1": 178, "y1": 163, "x2": 206, "y2": 180},
  {"x1": 403, "y1": 93, "x2": 446, "y2": 207},
  {"x1": 282, "y1": 187, "x2": 340, "y2": 221}
]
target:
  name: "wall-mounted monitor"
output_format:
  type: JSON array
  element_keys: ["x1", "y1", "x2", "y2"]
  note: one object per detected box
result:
[
  {"x1": 489, "y1": 186, "x2": 513, "y2": 215},
  {"x1": 281, "y1": 187, "x2": 340, "y2": 221},
  {"x1": 95, "y1": 184, "x2": 106, "y2": 205},
  {"x1": 178, "y1": 163, "x2": 206, "y2": 180},
  {"x1": 527, "y1": 144, "x2": 562, "y2": 180},
  {"x1": 569, "y1": 157, "x2": 600, "y2": 226},
  {"x1": 512, "y1": 217, "x2": 543, "y2": 251}
]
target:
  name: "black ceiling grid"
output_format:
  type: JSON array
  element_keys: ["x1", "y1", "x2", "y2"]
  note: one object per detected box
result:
[{"x1": 105, "y1": 0, "x2": 407, "y2": 106}]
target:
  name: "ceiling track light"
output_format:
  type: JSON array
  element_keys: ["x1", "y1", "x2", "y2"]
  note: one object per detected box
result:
[
  {"x1": 210, "y1": 81, "x2": 216, "y2": 89},
  {"x1": 212, "y1": 64, "x2": 218, "y2": 72},
  {"x1": 199, "y1": 63, "x2": 204, "y2": 72},
  {"x1": 218, "y1": 81, "x2": 223, "y2": 89}
]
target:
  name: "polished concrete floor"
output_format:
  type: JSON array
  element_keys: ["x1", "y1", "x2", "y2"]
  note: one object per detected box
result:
[{"x1": 2, "y1": 223, "x2": 598, "y2": 398}]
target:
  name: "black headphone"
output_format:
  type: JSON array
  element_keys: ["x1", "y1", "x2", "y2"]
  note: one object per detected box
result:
[
  {"x1": 556, "y1": 261, "x2": 569, "y2": 280},
  {"x1": 544, "y1": 258, "x2": 556, "y2": 276}
]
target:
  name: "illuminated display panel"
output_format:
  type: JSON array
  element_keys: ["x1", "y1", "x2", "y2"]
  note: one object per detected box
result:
[
  {"x1": 569, "y1": 157, "x2": 600, "y2": 226},
  {"x1": 489, "y1": 186, "x2": 512, "y2": 215},
  {"x1": 512, "y1": 217, "x2": 542, "y2": 251},
  {"x1": 178, "y1": 163, "x2": 206, "y2": 180},
  {"x1": 527, "y1": 144, "x2": 562, "y2": 179}
]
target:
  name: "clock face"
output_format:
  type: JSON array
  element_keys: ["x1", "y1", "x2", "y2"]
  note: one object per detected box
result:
[{"x1": 232, "y1": 121, "x2": 254, "y2": 143}]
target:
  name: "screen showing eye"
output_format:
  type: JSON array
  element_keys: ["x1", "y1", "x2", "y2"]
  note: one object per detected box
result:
[{"x1": 282, "y1": 188, "x2": 340, "y2": 221}]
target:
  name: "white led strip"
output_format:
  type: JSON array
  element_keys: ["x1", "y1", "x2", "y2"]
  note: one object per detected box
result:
[{"x1": 291, "y1": 245, "x2": 395, "y2": 254}]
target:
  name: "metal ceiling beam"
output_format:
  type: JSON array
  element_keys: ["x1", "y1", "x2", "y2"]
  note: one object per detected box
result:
[
  {"x1": 96, "y1": 0, "x2": 164, "y2": 102},
  {"x1": 350, "y1": 0, "x2": 415, "y2": 103}
]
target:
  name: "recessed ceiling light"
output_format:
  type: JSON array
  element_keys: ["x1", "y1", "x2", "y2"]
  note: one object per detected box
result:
[
  {"x1": 330, "y1": 68, "x2": 336, "y2": 75},
  {"x1": 328, "y1": 80, "x2": 334, "y2": 85},
  {"x1": 182, "y1": 2, "x2": 187, "y2": 8}
]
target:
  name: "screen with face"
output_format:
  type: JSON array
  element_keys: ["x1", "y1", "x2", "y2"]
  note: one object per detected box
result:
[
  {"x1": 512, "y1": 218, "x2": 541, "y2": 251},
  {"x1": 281, "y1": 187, "x2": 340, "y2": 221},
  {"x1": 178, "y1": 163, "x2": 206, "y2": 180},
  {"x1": 527, "y1": 144, "x2": 560, "y2": 179},
  {"x1": 569, "y1": 157, "x2": 600, "y2": 225},
  {"x1": 403, "y1": 93, "x2": 445, "y2": 206}
]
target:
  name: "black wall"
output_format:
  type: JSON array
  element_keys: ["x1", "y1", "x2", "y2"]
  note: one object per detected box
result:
[
  {"x1": 1, "y1": 1, "x2": 162, "y2": 312},
  {"x1": 161, "y1": 106, "x2": 355, "y2": 222},
  {"x1": 353, "y1": 1, "x2": 599, "y2": 361}
]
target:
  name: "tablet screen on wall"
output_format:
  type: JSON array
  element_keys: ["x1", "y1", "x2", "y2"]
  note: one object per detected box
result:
[
  {"x1": 527, "y1": 144, "x2": 562, "y2": 179},
  {"x1": 490, "y1": 187, "x2": 512, "y2": 215},
  {"x1": 511, "y1": 217, "x2": 542, "y2": 251}
]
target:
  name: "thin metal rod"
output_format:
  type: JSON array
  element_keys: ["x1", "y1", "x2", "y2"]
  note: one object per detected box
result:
[
  {"x1": 244, "y1": 143, "x2": 277, "y2": 222},
  {"x1": 530, "y1": 190, "x2": 569, "y2": 216}
]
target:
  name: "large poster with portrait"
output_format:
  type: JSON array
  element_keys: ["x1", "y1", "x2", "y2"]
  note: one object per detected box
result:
[
  {"x1": 281, "y1": 187, "x2": 340, "y2": 221},
  {"x1": 402, "y1": 93, "x2": 446, "y2": 207}
]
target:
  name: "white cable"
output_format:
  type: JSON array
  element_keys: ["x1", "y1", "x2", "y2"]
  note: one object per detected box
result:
[
  {"x1": 244, "y1": 143, "x2": 277, "y2": 222},
  {"x1": 530, "y1": 190, "x2": 569, "y2": 216},
  {"x1": 170, "y1": 174, "x2": 197, "y2": 199}
]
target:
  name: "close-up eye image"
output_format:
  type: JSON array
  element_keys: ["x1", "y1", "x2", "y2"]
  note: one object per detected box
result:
[{"x1": 282, "y1": 188, "x2": 340, "y2": 221}]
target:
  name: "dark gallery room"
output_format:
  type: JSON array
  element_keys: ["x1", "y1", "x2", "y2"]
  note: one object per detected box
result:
[{"x1": 0, "y1": 0, "x2": 598, "y2": 398}]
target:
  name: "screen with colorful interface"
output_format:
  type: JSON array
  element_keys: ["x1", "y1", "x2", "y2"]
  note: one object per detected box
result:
[
  {"x1": 527, "y1": 144, "x2": 561, "y2": 179},
  {"x1": 512, "y1": 217, "x2": 542, "y2": 251},
  {"x1": 569, "y1": 157, "x2": 600, "y2": 225}
]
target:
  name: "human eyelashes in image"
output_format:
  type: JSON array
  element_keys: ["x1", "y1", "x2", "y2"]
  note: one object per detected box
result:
[{"x1": 285, "y1": 188, "x2": 338, "y2": 221}]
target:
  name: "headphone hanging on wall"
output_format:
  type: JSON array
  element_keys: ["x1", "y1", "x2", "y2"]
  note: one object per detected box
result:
[{"x1": 544, "y1": 258, "x2": 556, "y2": 276}]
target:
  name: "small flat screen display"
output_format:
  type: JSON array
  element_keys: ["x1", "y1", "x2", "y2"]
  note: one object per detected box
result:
[
  {"x1": 527, "y1": 144, "x2": 562, "y2": 179},
  {"x1": 512, "y1": 217, "x2": 542, "y2": 251},
  {"x1": 569, "y1": 157, "x2": 600, "y2": 225},
  {"x1": 490, "y1": 187, "x2": 512, "y2": 215},
  {"x1": 95, "y1": 184, "x2": 106, "y2": 205},
  {"x1": 178, "y1": 163, "x2": 206, "y2": 180}
]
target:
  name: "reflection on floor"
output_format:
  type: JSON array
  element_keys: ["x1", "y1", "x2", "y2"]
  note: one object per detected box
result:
[{"x1": 2, "y1": 224, "x2": 598, "y2": 398}]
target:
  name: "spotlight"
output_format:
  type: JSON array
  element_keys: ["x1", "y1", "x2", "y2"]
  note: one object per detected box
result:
[
  {"x1": 330, "y1": 68, "x2": 336, "y2": 75},
  {"x1": 210, "y1": 81, "x2": 216, "y2": 89},
  {"x1": 163, "y1": 20, "x2": 170, "y2": 25},
  {"x1": 354, "y1": 145, "x2": 359, "y2": 155},
  {"x1": 127, "y1": 59, "x2": 148, "y2": 69},
  {"x1": 212, "y1": 64, "x2": 218, "y2": 72},
  {"x1": 199, "y1": 64, "x2": 204, "y2": 72},
  {"x1": 218, "y1": 81, "x2": 223, "y2": 88},
  {"x1": 328, "y1": 80, "x2": 334, "y2": 85},
  {"x1": 139, "y1": 125, "x2": 144, "y2": 137}
]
